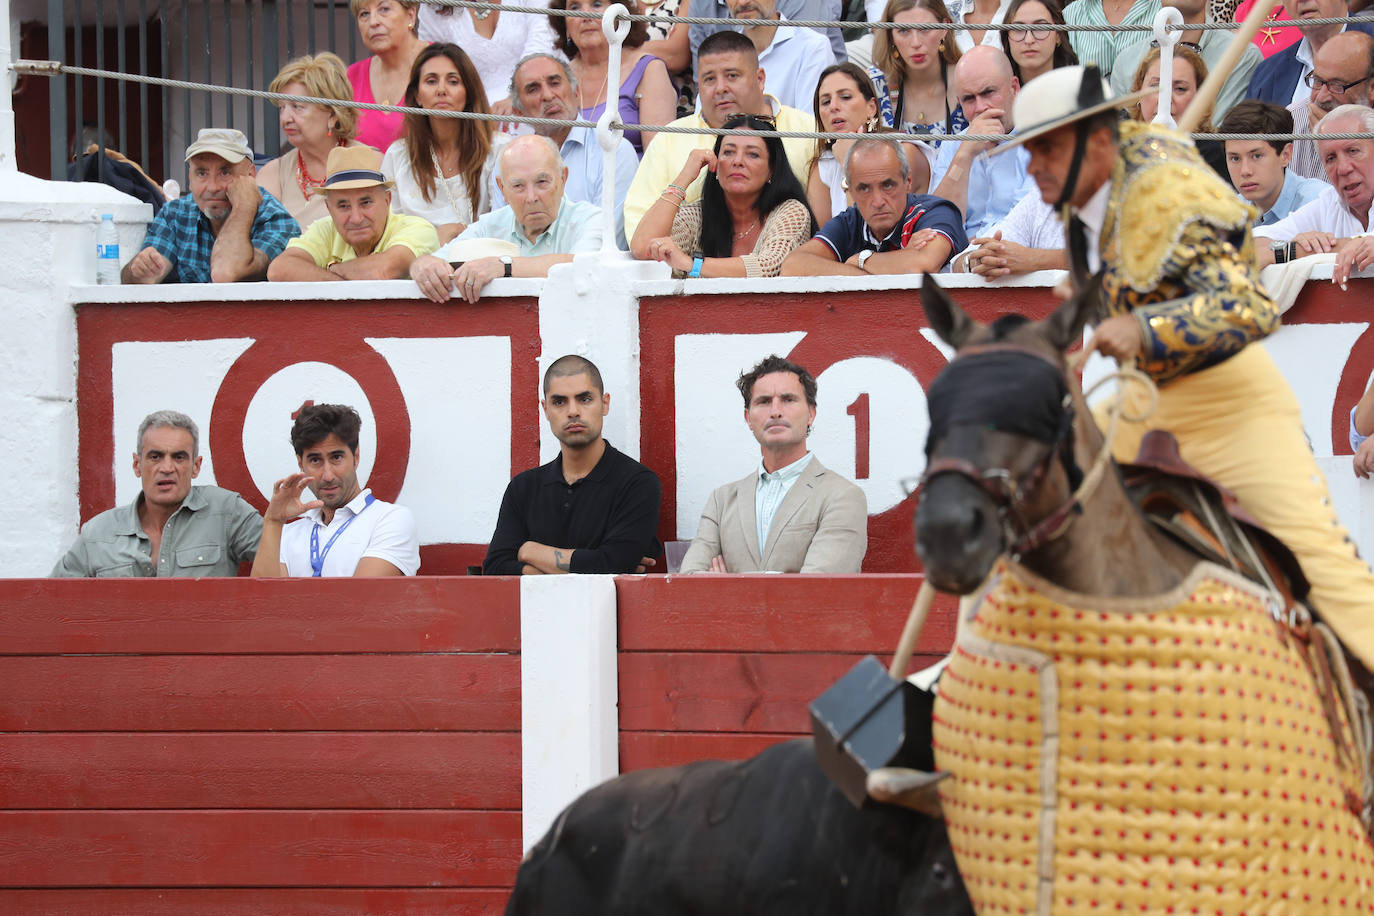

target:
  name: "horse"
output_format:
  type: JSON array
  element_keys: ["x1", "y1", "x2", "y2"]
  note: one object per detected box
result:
[{"x1": 902, "y1": 271, "x2": 1374, "y2": 913}]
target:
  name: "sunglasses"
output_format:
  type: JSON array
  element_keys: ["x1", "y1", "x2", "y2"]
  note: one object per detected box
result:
[
  {"x1": 723, "y1": 113, "x2": 777, "y2": 130},
  {"x1": 1148, "y1": 39, "x2": 1202, "y2": 54}
]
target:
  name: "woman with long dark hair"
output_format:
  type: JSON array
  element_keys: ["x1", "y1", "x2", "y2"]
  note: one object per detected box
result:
[
  {"x1": 631, "y1": 114, "x2": 817, "y2": 278},
  {"x1": 998, "y1": 0, "x2": 1077, "y2": 84},
  {"x1": 380, "y1": 43, "x2": 507, "y2": 244}
]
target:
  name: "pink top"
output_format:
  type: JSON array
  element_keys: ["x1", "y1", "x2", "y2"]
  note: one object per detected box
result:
[
  {"x1": 1234, "y1": 0, "x2": 1300, "y2": 58},
  {"x1": 347, "y1": 57, "x2": 407, "y2": 153}
]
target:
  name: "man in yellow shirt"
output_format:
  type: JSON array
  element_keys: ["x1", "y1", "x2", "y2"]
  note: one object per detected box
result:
[
  {"x1": 268, "y1": 146, "x2": 438, "y2": 281},
  {"x1": 623, "y1": 30, "x2": 814, "y2": 241}
]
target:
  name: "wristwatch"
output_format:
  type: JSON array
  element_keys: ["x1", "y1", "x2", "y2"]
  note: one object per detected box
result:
[
  {"x1": 500, "y1": 255, "x2": 513, "y2": 278},
  {"x1": 856, "y1": 249, "x2": 875, "y2": 271},
  {"x1": 1270, "y1": 240, "x2": 1289, "y2": 265}
]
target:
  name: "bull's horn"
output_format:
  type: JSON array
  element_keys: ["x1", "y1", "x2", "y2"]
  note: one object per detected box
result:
[{"x1": 867, "y1": 767, "x2": 950, "y2": 818}]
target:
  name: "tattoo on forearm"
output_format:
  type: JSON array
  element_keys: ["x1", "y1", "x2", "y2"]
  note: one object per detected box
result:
[{"x1": 554, "y1": 549, "x2": 571, "y2": 572}]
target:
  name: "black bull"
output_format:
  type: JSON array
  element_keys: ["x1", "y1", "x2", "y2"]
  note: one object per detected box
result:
[{"x1": 505, "y1": 738, "x2": 974, "y2": 915}]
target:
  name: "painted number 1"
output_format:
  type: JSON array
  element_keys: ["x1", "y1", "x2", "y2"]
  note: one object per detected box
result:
[{"x1": 846, "y1": 393, "x2": 870, "y2": 480}]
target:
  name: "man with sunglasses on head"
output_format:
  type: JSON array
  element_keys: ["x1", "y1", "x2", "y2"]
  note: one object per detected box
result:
[
  {"x1": 1109, "y1": 0, "x2": 1260, "y2": 122},
  {"x1": 1285, "y1": 31, "x2": 1374, "y2": 180},
  {"x1": 623, "y1": 30, "x2": 814, "y2": 241}
]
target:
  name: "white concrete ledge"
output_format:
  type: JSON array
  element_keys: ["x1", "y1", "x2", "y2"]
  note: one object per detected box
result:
[
  {"x1": 68, "y1": 277, "x2": 549, "y2": 305},
  {"x1": 632, "y1": 268, "x2": 1067, "y2": 298}
]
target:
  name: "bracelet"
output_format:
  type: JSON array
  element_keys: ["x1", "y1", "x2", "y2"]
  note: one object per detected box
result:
[
  {"x1": 1288, "y1": 241, "x2": 1298, "y2": 263},
  {"x1": 688, "y1": 256, "x2": 703, "y2": 278},
  {"x1": 667, "y1": 183, "x2": 687, "y2": 196},
  {"x1": 659, "y1": 191, "x2": 684, "y2": 207}
]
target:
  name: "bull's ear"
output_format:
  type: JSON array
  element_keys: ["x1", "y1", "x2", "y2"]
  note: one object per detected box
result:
[
  {"x1": 866, "y1": 767, "x2": 949, "y2": 819},
  {"x1": 920, "y1": 273, "x2": 976, "y2": 350},
  {"x1": 1040, "y1": 273, "x2": 1103, "y2": 353}
]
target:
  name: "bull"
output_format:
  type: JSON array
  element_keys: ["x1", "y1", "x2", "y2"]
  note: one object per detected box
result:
[{"x1": 505, "y1": 737, "x2": 972, "y2": 915}]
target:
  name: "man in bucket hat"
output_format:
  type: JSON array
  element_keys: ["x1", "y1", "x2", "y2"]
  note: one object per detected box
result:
[
  {"x1": 267, "y1": 146, "x2": 438, "y2": 281},
  {"x1": 121, "y1": 128, "x2": 298, "y2": 284},
  {"x1": 1005, "y1": 64, "x2": 1374, "y2": 674}
]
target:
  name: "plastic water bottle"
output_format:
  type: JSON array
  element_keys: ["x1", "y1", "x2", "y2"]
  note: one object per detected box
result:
[{"x1": 96, "y1": 214, "x2": 120, "y2": 285}]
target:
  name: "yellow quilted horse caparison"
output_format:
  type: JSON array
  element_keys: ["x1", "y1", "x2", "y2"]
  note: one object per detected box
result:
[{"x1": 932, "y1": 559, "x2": 1374, "y2": 915}]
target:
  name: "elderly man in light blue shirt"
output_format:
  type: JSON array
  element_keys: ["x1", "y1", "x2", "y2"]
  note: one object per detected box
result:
[
  {"x1": 503, "y1": 52, "x2": 638, "y2": 249},
  {"x1": 929, "y1": 46, "x2": 1036, "y2": 241},
  {"x1": 411, "y1": 135, "x2": 604, "y2": 303}
]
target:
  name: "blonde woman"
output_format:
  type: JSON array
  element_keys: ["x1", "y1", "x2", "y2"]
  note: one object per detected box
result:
[
  {"x1": 874, "y1": 0, "x2": 967, "y2": 147},
  {"x1": 347, "y1": 0, "x2": 429, "y2": 152},
  {"x1": 258, "y1": 52, "x2": 366, "y2": 227}
]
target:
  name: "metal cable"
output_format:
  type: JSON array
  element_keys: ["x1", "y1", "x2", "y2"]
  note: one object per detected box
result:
[
  {"x1": 412, "y1": 0, "x2": 1350, "y2": 32},
  {"x1": 14, "y1": 59, "x2": 1374, "y2": 143}
]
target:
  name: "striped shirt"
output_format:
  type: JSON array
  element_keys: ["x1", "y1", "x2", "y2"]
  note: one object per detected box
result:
[
  {"x1": 756, "y1": 452, "x2": 812, "y2": 552},
  {"x1": 1062, "y1": 0, "x2": 1162, "y2": 81}
]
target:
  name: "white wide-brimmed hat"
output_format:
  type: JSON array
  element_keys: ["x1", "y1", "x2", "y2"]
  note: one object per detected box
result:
[{"x1": 991, "y1": 65, "x2": 1149, "y2": 155}]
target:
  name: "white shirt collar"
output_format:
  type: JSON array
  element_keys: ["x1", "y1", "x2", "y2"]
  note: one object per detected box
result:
[
  {"x1": 758, "y1": 451, "x2": 812, "y2": 482},
  {"x1": 1074, "y1": 178, "x2": 1113, "y2": 274},
  {"x1": 306, "y1": 487, "x2": 374, "y2": 525}
]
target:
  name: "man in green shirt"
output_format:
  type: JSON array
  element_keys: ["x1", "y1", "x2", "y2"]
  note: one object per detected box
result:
[
  {"x1": 51, "y1": 410, "x2": 261, "y2": 577},
  {"x1": 267, "y1": 145, "x2": 438, "y2": 282}
]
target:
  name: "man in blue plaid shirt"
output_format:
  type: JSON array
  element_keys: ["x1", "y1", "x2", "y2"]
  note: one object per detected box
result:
[{"x1": 121, "y1": 128, "x2": 299, "y2": 284}]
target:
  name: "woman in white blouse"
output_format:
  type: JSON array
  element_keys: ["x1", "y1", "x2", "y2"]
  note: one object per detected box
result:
[
  {"x1": 381, "y1": 43, "x2": 509, "y2": 243},
  {"x1": 418, "y1": 0, "x2": 557, "y2": 117}
]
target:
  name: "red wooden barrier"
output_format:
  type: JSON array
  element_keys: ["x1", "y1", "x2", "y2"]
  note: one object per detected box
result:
[
  {"x1": 0, "y1": 578, "x2": 523, "y2": 916},
  {"x1": 615, "y1": 575, "x2": 958, "y2": 771}
]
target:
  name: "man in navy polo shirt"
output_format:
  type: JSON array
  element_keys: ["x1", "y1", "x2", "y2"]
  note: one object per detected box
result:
[{"x1": 781, "y1": 137, "x2": 968, "y2": 276}]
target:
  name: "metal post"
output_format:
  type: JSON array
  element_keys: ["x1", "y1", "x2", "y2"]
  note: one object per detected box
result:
[
  {"x1": 1151, "y1": 7, "x2": 1182, "y2": 130},
  {"x1": 263, "y1": 0, "x2": 280, "y2": 155},
  {"x1": 95, "y1": 0, "x2": 107, "y2": 181},
  {"x1": 46, "y1": 0, "x2": 66, "y2": 177},
  {"x1": 116, "y1": 0, "x2": 127, "y2": 153},
  {"x1": 597, "y1": 4, "x2": 630, "y2": 253},
  {"x1": 139, "y1": 0, "x2": 149, "y2": 169}
]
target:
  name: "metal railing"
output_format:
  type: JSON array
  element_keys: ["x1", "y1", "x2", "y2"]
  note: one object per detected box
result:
[{"x1": 33, "y1": 0, "x2": 362, "y2": 184}]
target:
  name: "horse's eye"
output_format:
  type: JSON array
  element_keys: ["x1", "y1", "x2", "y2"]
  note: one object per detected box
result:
[{"x1": 932, "y1": 861, "x2": 949, "y2": 882}]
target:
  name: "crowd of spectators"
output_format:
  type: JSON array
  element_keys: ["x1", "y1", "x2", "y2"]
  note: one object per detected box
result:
[
  {"x1": 111, "y1": 0, "x2": 1374, "y2": 299},
  {"x1": 83, "y1": 0, "x2": 1374, "y2": 574}
]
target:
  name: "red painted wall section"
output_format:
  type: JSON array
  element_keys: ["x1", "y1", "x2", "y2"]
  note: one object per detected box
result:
[
  {"x1": 614, "y1": 575, "x2": 959, "y2": 771},
  {"x1": 0, "y1": 577, "x2": 523, "y2": 915},
  {"x1": 74, "y1": 297, "x2": 543, "y2": 577},
  {"x1": 639, "y1": 286, "x2": 1063, "y2": 574}
]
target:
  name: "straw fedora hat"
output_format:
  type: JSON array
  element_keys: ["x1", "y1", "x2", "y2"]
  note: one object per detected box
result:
[
  {"x1": 322, "y1": 145, "x2": 394, "y2": 191},
  {"x1": 991, "y1": 64, "x2": 1150, "y2": 155}
]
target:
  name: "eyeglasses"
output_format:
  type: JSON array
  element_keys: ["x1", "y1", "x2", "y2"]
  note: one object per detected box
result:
[
  {"x1": 723, "y1": 113, "x2": 777, "y2": 130},
  {"x1": 1305, "y1": 71, "x2": 1374, "y2": 94},
  {"x1": 1148, "y1": 39, "x2": 1202, "y2": 54},
  {"x1": 1008, "y1": 21, "x2": 1052, "y2": 40}
]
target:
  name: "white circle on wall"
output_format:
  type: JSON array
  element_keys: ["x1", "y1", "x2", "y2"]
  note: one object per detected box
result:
[
  {"x1": 813, "y1": 356, "x2": 928, "y2": 515},
  {"x1": 241, "y1": 362, "x2": 377, "y2": 502}
]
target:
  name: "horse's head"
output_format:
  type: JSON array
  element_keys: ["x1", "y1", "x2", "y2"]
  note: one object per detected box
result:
[{"x1": 914, "y1": 273, "x2": 1101, "y2": 593}]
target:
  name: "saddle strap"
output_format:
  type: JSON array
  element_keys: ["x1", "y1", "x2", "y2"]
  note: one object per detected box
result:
[{"x1": 1314, "y1": 621, "x2": 1374, "y2": 834}]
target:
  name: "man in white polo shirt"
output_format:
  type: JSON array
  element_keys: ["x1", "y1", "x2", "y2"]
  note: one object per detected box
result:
[{"x1": 251, "y1": 403, "x2": 420, "y2": 577}]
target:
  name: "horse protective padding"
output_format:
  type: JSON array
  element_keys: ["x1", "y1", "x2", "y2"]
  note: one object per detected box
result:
[{"x1": 933, "y1": 558, "x2": 1374, "y2": 915}]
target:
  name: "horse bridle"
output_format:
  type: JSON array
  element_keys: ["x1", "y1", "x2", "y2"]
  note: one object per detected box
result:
[{"x1": 919, "y1": 342, "x2": 1085, "y2": 560}]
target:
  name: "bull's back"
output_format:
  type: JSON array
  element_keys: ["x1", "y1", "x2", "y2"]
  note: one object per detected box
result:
[{"x1": 507, "y1": 738, "x2": 972, "y2": 915}]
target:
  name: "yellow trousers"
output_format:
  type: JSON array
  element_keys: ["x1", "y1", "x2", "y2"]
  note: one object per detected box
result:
[{"x1": 1104, "y1": 344, "x2": 1374, "y2": 672}]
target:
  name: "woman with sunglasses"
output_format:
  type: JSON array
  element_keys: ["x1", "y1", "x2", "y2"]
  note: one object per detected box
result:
[
  {"x1": 631, "y1": 114, "x2": 817, "y2": 277},
  {"x1": 998, "y1": 0, "x2": 1076, "y2": 84}
]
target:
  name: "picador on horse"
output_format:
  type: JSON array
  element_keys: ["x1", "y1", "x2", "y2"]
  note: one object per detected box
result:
[{"x1": 508, "y1": 52, "x2": 1374, "y2": 916}]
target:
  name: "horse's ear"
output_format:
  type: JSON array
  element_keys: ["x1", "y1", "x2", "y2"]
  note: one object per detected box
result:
[
  {"x1": 920, "y1": 273, "x2": 976, "y2": 349},
  {"x1": 1040, "y1": 271, "x2": 1104, "y2": 352}
]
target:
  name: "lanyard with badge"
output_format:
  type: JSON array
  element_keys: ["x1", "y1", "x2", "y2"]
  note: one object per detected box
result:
[{"x1": 309, "y1": 494, "x2": 375, "y2": 577}]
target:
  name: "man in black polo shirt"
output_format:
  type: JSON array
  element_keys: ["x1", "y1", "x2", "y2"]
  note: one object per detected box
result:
[
  {"x1": 483, "y1": 355, "x2": 662, "y2": 575},
  {"x1": 782, "y1": 137, "x2": 967, "y2": 277}
]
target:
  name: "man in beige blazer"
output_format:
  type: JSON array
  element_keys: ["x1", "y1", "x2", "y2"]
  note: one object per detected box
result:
[{"x1": 679, "y1": 355, "x2": 868, "y2": 574}]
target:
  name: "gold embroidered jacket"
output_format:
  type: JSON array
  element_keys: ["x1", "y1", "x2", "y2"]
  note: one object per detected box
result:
[{"x1": 1099, "y1": 122, "x2": 1278, "y2": 384}]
